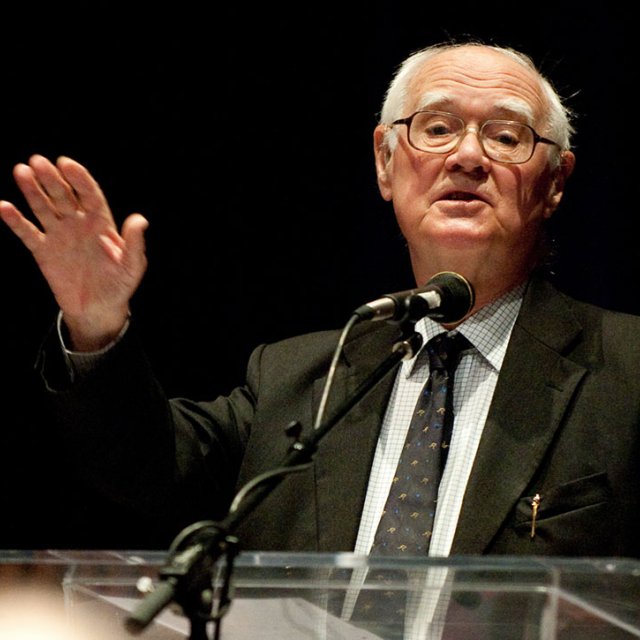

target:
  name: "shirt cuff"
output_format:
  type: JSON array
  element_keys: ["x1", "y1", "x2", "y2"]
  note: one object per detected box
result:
[{"x1": 57, "y1": 311, "x2": 131, "y2": 378}]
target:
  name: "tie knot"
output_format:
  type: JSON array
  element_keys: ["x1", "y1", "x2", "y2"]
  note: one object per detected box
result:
[{"x1": 426, "y1": 332, "x2": 470, "y2": 374}]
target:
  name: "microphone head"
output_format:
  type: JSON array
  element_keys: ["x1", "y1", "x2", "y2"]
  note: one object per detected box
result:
[{"x1": 408, "y1": 271, "x2": 475, "y2": 324}]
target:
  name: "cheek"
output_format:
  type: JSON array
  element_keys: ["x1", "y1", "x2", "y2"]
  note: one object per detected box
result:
[
  {"x1": 391, "y1": 182, "x2": 433, "y2": 241},
  {"x1": 524, "y1": 173, "x2": 556, "y2": 219},
  {"x1": 390, "y1": 154, "x2": 440, "y2": 205},
  {"x1": 497, "y1": 166, "x2": 554, "y2": 226}
]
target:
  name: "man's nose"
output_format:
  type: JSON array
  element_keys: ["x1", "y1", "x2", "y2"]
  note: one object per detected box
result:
[{"x1": 445, "y1": 128, "x2": 492, "y2": 174}]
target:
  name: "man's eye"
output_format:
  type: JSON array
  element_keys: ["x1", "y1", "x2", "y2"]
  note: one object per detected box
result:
[
  {"x1": 491, "y1": 131, "x2": 520, "y2": 147},
  {"x1": 425, "y1": 124, "x2": 453, "y2": 137},
  {"x1": 485, "y1": 124, "x2": 527, "y2": 147}
]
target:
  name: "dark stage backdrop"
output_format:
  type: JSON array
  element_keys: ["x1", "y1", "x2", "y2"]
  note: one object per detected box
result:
[{"x1": 0, "y1": 4, "x2": 631, "y2": 548}]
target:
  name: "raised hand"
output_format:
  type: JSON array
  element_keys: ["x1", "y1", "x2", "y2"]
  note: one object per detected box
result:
[{"x1": 0, "y1": 155, "x2": 149, "y2": 351}]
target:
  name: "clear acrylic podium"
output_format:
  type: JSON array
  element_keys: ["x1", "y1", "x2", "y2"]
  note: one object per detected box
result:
[{"x1": 1, "y1": 550, "x2": 640, "y2": 639}]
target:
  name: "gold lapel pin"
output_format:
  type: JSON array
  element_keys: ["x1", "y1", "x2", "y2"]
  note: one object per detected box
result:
[{"x1": 530, "y1": 493, "x2": 541, "y2": 539}]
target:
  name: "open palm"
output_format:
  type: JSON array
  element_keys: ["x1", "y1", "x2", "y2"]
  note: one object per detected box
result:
[{"x1": 0, "y1": 155, "x2": 148, "y2": 350}]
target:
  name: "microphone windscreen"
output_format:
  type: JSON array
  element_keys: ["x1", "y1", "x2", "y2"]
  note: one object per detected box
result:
[{"x1": 411, "y1": 271, "x2": 475, "y2": 323}]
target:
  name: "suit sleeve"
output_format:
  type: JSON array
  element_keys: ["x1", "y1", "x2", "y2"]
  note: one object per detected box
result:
[{"x1": 37, "y1": 320, "x2": 262, "y2": 532}]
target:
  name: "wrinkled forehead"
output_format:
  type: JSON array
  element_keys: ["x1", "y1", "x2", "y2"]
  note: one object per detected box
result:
[{"x1": 407, "y1": 48, "x2": 548, "y2": 125}]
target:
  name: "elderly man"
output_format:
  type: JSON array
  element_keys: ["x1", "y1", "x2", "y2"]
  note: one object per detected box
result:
[{"x1": 1, "y1": 41, "x2": 638, "y2": 562}]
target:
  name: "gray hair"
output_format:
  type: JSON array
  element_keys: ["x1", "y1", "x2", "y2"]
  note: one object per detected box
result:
[{"x1": 380, "y1": 42, "x2": 575, "y2": 163}]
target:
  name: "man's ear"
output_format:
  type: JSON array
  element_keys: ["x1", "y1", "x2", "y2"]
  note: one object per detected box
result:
[
  {"x1": 544, "y1": 150, "x2": 576, "y2": 218},
  {"x1": 374, "y1": 125, "x2": 393, "y2": 201}
]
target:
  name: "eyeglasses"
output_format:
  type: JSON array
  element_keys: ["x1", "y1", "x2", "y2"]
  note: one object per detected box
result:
[{"x1": 390, "y1": 110, "x2": 560, "y2": 164}]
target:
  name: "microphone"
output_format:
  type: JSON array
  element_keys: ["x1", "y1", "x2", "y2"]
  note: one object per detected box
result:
[{"x1": 353, "y1": 271, "x2": 475, "y2": 324}]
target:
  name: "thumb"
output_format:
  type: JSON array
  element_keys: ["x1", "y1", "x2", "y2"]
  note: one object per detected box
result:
[{"x1": 121, "y1": 213, "x2": 149, "y2": 275}]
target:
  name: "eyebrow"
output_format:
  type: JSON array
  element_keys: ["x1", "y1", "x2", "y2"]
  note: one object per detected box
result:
[
  {"x1": 415, "y1": 92, "x2": 535, "y2": 125},
  {"x1": 493, "y1": 98, "x2": 535, "y2": 125}
]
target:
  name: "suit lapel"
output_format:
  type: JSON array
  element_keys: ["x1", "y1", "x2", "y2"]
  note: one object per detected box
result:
[
  {"x1": 311, "y1": 322, "x2": 405, "y2": 550},
  {"x1": 451, "y1": 278, "x2": 589, "y2": 554}
]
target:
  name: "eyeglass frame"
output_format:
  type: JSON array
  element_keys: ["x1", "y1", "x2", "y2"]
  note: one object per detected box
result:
[{"x1": 389, "y1": 110, "x2": 561, "y2": 164}]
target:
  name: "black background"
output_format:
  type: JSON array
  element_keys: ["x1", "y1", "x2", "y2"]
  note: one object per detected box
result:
[{"x1": 0, "y1": 4, "x2": 631, "y2": 549}]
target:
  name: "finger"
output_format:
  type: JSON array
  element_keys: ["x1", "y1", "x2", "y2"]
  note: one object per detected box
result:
[
  {"x1": 0, "y1": 200, "x2": 46, "y2": 254},
  {"x1": 56, "y1": 156, "x2": 113, "y2": 221},
  {"x1": 12, "y1": 162, "x2": 63, "y2": 227},
  {"x1": 28, "y1": 154, "x2": 81, "y2": 217}
]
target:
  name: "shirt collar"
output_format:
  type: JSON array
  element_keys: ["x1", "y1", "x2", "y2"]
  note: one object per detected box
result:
[{"x1": 403, "y1": 282, "x2": 526, "y2": 378}]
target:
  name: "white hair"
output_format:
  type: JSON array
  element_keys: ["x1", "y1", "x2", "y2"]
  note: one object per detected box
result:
[{"x1": 380, "y1": 42, "x2": 575, "y2": 163}]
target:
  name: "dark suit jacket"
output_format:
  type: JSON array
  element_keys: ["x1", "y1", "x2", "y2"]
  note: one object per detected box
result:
[{"x1": 43, "y1": 276, "x2": 640, "y2": 557}]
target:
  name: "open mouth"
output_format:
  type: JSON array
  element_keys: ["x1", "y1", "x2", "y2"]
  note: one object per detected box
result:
[{"x1": 442, "y1": 191, "x2": 484, "y2": 202}]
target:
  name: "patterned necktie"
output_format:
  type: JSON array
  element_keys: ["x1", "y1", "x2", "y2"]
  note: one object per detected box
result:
[
  {"x1": 370, "y1": 331, "x2": 471, "y2": 556},
  {"x1": 348, "y1": 333, "x2": 471, "y2": 636}
]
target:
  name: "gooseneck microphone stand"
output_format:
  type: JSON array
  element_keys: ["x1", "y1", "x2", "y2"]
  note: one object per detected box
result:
[
  {"x1": 125, "y1": 272, "x2": 474, "y2": 639},
  {"x1": 125, "y1": 320, "x2": 423, "y2": 639}
]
